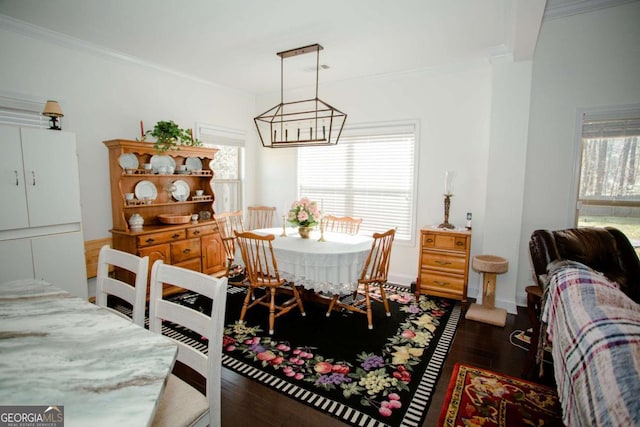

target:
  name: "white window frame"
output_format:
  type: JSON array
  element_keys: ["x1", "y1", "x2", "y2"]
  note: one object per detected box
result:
[
  {"x1": 297, "y1": 120, "x2": 419, "y2": 243},
  {"x1": 195, "y1": 123, "x2": 245, "y2": 214},
  {"x1": 571, "y1": 104, "x2": 640, "y2": 236}
]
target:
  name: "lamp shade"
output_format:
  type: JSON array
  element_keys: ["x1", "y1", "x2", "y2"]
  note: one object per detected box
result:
[{"x1": 42, "y1": 100, "x2": 64, "y2": 117}]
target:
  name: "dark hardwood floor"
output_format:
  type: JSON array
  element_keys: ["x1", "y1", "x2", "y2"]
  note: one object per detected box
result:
[{"x1": 176, "y1": 302, "x2": 554, "y2": 426}]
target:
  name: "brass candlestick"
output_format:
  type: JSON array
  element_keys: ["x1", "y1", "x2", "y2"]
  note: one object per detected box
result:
[
  {"x1": 280, "y1": 215, "x2": 288, "y2": 237},
  {"x1": 318, "y1": 216, "x2": 326, "y2": 242},
  {"x1": 438, "y1": 193, "x2": 455, "y2": 229}
]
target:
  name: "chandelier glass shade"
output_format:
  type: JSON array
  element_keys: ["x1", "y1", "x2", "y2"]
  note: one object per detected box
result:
[{"x1": 254, "y1": 44, "x2": 347, "y2": 148}]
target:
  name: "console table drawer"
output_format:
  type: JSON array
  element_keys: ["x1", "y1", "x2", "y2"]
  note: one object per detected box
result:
[
  {"x1": 421, "y1": 252, "x2": 466, "y2": 273},
  {"x1": 419, "y1": 270, "x2": 464, "y2": 294},
  {"x1": 422, "y1": 232, "x2": 468, "y2": 252}
]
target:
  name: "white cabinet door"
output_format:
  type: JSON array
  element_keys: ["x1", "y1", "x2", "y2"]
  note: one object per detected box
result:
[
  {"x1": 20, "y1": 128, "x2": 82, "y2": 227},
  {"x1": 0, "y1": 126, "x2": 29, "y2": 230},
  {"x1": 32, "y1": 232, "x2": 87, "y2": 299},
  {"x1": 0, "y1": 239, "x2": 35, "y2": 282}
]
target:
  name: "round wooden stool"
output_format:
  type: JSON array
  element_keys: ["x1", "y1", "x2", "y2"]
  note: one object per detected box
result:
[{"x1": 465, "y1": 254, "x2": 508, "y2": 327}]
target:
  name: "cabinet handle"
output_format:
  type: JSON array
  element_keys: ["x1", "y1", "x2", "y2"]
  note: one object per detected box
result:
[
  {"x1": 14, "y1": 170, "x2": 18, "y2": 186},
  {"x1": 145, "y1": 238, "x2": 155, "y2": 244},
  {"x1": 31, "y1": 171, "x2": 36, "y2": 186},
  {"x1": 193, "y1": 230, "x2": 200, "y2": 235},
  {"x1": 456, "y1": 241, "x2": 464, "y2": 246},
  {"x1": 426, "y1": 238, "x2": 434, "y2": 243},
  {"x1": 434, "y1": 281, "x2": 450, "y2": 286},
  {"x1": 435, "y1": 260, "x2": 451, "y2": 266},
  {"x1": 183, "y1": 248, "x2": 191, "y2": 254},
  {"x1": 172, "y1": 234, "x2": 181, "y2": 239}
]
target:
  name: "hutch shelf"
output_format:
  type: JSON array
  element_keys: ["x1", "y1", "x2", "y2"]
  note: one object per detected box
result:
[{"x1": 104, "y1": 139, "x2": 226, "y2": 296}]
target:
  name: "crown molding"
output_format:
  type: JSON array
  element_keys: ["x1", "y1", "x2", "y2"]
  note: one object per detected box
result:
[
  {"x1": 0, "y1": 14, "x2": 249, "y2": 95},
  {"x1": 543, "y1": 0, "x2": 638, "y2": 21}
]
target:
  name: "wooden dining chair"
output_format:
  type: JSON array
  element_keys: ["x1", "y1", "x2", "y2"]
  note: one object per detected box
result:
[
  {"x1": 326, "y1": 228, "x2": 396, "y2": 329},
  {"x1": 323, "y1": 215, "x2": 363, "y2": 235},
  {"x1": 215, "y1": 210, "x2": 245, "y2": 279},
  {"x1": 149, "y1": 261, "x2": 227, "y2": 427},
  {"x1": 234, "y1": 230, "x2": 306, "y2": 334},
  {"x1": 247, "y1": 205, "x2": 276, "y2": 230},
  {"x1": 95, "y1": 245, "x2": 149, "y2": 327}
]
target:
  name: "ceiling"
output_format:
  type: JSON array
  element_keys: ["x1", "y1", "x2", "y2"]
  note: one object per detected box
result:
[{"x1": 0, "y1": 0, "x2": 616, "y2": 95}]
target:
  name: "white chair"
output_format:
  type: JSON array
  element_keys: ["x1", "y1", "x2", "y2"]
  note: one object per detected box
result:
[
  {"x1": 95, "y1": 245, "x2": 149, "y2": 327},
  {"x1": 149, "y1": 261, "x2": 228, "y2": 427}
]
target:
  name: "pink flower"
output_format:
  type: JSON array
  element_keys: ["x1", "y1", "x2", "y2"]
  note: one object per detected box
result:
[
  {"x1": 401, "y1": 330, "x2": 416, "y2": 339},
  {"x1": 297, "y1": 210, "x2": 309, "y2": 222}
]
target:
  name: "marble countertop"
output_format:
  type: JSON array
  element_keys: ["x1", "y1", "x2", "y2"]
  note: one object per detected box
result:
[{"x1": 0, "y1": 279, "x2": 178, "y2": 427}]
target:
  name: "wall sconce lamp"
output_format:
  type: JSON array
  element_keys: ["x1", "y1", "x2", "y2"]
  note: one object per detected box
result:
[{"x1": 42, "y1": 100, "x2": 64, "y2": 130}]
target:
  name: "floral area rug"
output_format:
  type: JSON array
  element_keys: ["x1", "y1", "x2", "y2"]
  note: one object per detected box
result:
[
  {"x1": 112, "y1": 284, "x2": 459, "y2": 427},
  {"x1": 179, "y1": 284, "x2": 458, "y2": 427},
  {"x1": 437, "y1": 363, "x2": 563, "y2": 427}
]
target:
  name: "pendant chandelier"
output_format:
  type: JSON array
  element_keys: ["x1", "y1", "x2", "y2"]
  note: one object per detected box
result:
[{"x1": 254, "y1": 43, "x2": 347, "y2": 148}]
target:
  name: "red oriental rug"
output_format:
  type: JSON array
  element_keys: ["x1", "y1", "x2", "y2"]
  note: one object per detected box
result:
[{"x1": 437, "y1": 363, "x2": 563, "y2": 427}]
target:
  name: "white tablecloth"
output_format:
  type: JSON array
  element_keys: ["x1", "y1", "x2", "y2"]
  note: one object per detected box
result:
[{"x1": 243, "y1": 228, "x2": 373, "y2": 295}]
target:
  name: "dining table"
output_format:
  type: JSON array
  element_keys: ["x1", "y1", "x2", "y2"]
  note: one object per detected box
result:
[
  {"x1": 0, "y1": 279, "x2": 178, "y2": 427},
  {"x1": 247, "y1": 227, "x2": 374, "y2": 295}
]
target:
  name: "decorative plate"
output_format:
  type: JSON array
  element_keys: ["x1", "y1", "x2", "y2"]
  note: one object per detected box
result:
[
  {"x1": 118, "y1": 153, "x2": 139, "y2": 170},
  {"x1": 171, "y1": 180, "x2": 190, "y2": 202},
  {"x1": 150, "y1": 155, "x2": 176, "y2": 173},
  {"x1": 134, "y1": 180, "x2": 158, "y2": 201},
  {"x1": 185, "y1": 157, "x2": 203, "y2": 171}
]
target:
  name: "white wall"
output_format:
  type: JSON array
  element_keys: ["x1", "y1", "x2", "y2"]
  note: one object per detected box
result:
[
  {"x1": 4, "y1": 3, "x2": 637, "y2": 310},
  {"x1": 256, "y1": 64, "x2": 498, "y2": 294},
  {"x1": 0, "y1": 26, "x2": 255, "y2": 242},
  {"x1": 517, "y1": 2, "x2": 640, "y2": 302}
]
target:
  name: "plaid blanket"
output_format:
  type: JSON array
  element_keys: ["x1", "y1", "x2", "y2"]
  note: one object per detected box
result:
[{"x1": 540, "y1": 261, "x2": 640, "y2": 427}]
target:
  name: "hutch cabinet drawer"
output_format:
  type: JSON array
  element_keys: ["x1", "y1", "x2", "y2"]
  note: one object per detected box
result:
[
  {"x1": 419, "y1": 270, "x2": 464, "y2": 294},
  {"x1": 420, "y1": 252, "x2": 467, "y2": 273},
  {"x1": 137, "y1": 229, "x2": 186, "y2": 247},
  {"x1": 171, "y1": 238, "x2": 201, "y2": 263},
  {"x1": 173, "y1": 257, "x2": 202, "y2": 273},
  {"x1": 187, "y1": 224, "x2": 218, "y2": 238}
]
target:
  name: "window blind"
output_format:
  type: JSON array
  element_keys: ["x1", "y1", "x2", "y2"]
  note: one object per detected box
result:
[
  {"x1": 298, "y1": 123, "x2": 417, "y2": 240},
  {"x1": 0, "y1": 95, "x2": 48, "y2": 128}
]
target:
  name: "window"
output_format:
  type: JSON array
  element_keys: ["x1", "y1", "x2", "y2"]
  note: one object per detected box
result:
[
  {"x1": 297, "y1": 122, "x2": 418, "y2": 241},
  {"x1": 196, "y1": 124, "x2": 244, "y2": 214},
  {"x1": 0, "y1": 93, "x2": 48, "y2": 128},
  {"x1": 576, "y1": 107, "x2": 640, "y2": 250}
]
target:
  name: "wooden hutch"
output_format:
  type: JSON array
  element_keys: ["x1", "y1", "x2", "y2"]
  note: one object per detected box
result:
[{"x1": 104, "y1": 139, "x2": 226, "y2": 296}]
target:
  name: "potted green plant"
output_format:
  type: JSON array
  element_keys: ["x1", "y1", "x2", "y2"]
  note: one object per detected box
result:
[{"x1": 146, "y1": 120, "x2": 203, "y2": 153}]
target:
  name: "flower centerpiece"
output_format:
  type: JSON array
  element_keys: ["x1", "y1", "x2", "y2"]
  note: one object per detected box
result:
[{"x1": 287, "y1": 197, "x2": 321, "y2": 238}]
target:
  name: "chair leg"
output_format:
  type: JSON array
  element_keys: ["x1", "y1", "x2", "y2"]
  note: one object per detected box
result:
[
  {"x1": 268, "y1": 288, "x2": 276, "y2": 335},
  {"x1": 378, "y1": 283, "x2": 391, "y2": 317},
  {"x1": 290, "y1": 284, "x2": 306, "y2": 316},
  {"x1": 239, "y1": 287, "x2": 253, "y2": 322},
  {"x1": 364, "y1": 284, "x2": 373, "y2": 330},
  {"x1": 326, "y1": 295, "x2": 339, "y2": 317}
]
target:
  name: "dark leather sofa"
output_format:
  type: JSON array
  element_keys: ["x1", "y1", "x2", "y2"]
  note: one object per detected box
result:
[
  {"x1": 529, "y1": 227, "x2": 640, "y2": 303},
  {"x1": 524, "y1": 226, "x2": 640, "y2": 378}
]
